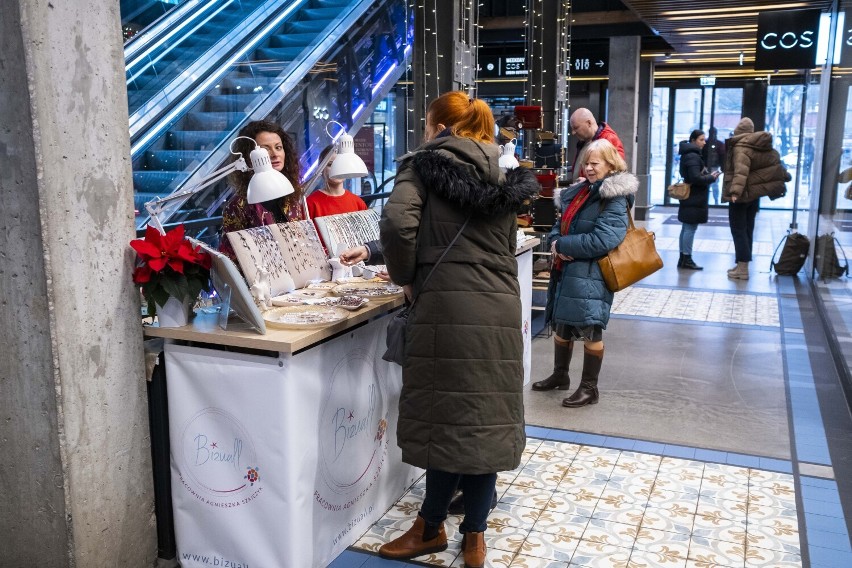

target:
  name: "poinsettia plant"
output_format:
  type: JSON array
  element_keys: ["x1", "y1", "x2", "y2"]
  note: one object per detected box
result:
[{"x1": 130, "y1": 224, "x2": 213, "y2": 317}]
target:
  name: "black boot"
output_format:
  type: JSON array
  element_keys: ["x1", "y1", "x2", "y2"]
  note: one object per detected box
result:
[
  {"x1": 532, "y1": 339, "x2": 574, "y2": 391},
  {"x1": 679, "y1": 254, "x2": 703, "y2": 270},
  {"x1": 562, "y1": 345, "x2": 602, "y2": 408}
]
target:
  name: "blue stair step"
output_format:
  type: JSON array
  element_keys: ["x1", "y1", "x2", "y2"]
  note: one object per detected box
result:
[
  {"x1": 219, "y1": 76, "x2": 276, "y2": 94},
  {"x1": 182, "y1": 111, "x2": 244, "y2": 131},
  {"x1": 165, "y1": 130, "x2": 223, "y2": 151},
  {"x1": 255, "y1": 46, "x2": 301, "y2": 61},
  {"x1": 205, "y1": 94, "x2": 258, "y2": 113},
  {"x1": 300, "y1": 7, "x2": 343, "y2": 19},
  {"x1": 285, "y1": 19, "x2": 332, "y2": 33},
  {"x1": 133, "y1": 171, "x2": 191, "y2": 194},
  {"x1": 145, "y1": 150, "x2": 209, "y2": 171},
  {"x1": 269, "y1": 33, "x2": 315, "y2": 48}
]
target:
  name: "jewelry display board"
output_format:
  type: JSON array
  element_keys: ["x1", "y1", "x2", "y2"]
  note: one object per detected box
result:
[
  {"x1": 226, "y1": 225, "x2": 296, "y2": 296},
  {"x1": 313, "y1": 209, "x2": 381, "y2": 257},
  {"x1": 269, "y1": 220, "x2": 333, "y2": 288}
]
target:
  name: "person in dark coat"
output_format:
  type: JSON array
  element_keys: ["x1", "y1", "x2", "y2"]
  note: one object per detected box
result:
[
  {"x1": 677, "y1": 129, "x2": 720, "y2": 270},
  {"x1": 377, "y1": 91, "x2": 539, "y2": 567},
  {"x1": 702, "y1": 126, "x2": 726, "y2": 204},
  {"x1": 722, "y1": 117, "x2": 791, "y2": 280},
  {"x1": 532, "y1": 139, "x2": 638, "y2": 408}
]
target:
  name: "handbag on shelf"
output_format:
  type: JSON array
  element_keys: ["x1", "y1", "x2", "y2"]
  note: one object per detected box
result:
[
  {"x1": 667, "y1": 180, "x2": 691, "y2": 200},
  {"x1": 597, "y1": 205, "x2": 663, "y2": 292},
  {"x1": 382, "y1": 215, "x2": 471, "y2": 365}
]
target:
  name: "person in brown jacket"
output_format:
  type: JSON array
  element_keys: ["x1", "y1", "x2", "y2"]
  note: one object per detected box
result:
[
  {"x1": 377, "y1": 91, "x2": 539, "y2": 567},
  {"x1": 722, "y1": 117, "x2": 791, "y2": 280}
]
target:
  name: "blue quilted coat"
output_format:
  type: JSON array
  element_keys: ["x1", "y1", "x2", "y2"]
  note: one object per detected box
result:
[{"x1": 545, "y1": 172, "x2": 639, "y2": 328}]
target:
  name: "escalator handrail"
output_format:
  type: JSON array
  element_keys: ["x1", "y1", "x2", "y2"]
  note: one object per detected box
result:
[
  {"x1": 128, "y1": 0, "x2": 300, "y2": 141},
  {"x1": 124, "y1": 0, "x2": 214, "y2": 65}
]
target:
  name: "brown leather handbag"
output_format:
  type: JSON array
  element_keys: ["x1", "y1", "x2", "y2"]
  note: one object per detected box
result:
[
  {"x1": 597, "y1": 205, "x2": 663, "y2": 292},
  {"x1": 667, "y1": 181, "x2": 691, "y2": 200}
]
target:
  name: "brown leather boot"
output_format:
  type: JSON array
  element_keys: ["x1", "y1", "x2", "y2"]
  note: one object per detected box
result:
[
  {"x1": 562, "y1": 345, "x2": 603, "y2": 408},
  {"x1": 461, "y1": 531, "x2": 486, "y2": 568},
  {"x1": 532, "y1": 339, "x2": 574, "y2": 391},
  {"x1": 378, "y1": 515, "x2": 447, "y2": 560}
]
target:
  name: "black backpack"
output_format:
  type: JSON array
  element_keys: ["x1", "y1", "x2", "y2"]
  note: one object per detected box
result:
[
  {"x1": 771, "y1": 232, "x2": 810, "y2": 275},
  {"x1": 815, "y1": 233, "x2": 849, "y2": 279}
]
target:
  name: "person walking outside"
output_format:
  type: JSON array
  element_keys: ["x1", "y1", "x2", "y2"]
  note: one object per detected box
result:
[
  {"x1": 377, "y1": 91, "x2": 539, "y2": 567},
  {"x1": 677, "y1": 129, "x2": 720, "y2": 270},
  {"x1": 723, "y1": 117, "x2": 791, "y2": 280},
  {"x1": 532, "y1": 139, "x2": 637, "y2": 408}
]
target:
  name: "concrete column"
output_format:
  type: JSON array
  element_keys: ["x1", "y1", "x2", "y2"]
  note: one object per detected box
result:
[
  {"x1": 412, "y1": 0, "x2": 474, "y2": 149},
  {"x1": 0, "y1": 2, "x2": 156, "y2": 566},
  {"x1": 607, "y1": 36, "x2": 641, "y2": 173},
  {"x1": 633, "y1": 60, "x2": 654, "y2": 220}
]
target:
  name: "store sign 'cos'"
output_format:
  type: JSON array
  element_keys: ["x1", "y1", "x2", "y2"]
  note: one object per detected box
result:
[{"x1": 760, "y1": 30, "x2": 816, "y2": 50}]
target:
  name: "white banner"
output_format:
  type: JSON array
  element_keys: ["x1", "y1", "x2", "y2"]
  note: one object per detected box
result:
[
  {"x1": 517, "y1": 249, "x2": 533, "y2": 385},
  {"x1": 166, "y1": 317, "x2": 420, "y2": 568}
]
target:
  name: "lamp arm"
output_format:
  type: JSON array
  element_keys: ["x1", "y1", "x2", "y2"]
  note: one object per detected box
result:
[{"x1": 145, "y1": 157, "x2": 249, "y2": 233}]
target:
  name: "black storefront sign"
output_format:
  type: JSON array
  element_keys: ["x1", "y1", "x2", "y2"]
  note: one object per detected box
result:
[
  {"x1": 755, "y1": 9, "x2": 822, "y2": 70},
  {"x1": 478, "y1": 54, "x2": 528, "y2": 78}
]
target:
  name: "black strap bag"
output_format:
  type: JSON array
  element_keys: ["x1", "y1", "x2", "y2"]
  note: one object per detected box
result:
[
  {"x1": 382, "y1": 216, "x2": 471, "y2": 365},
  {"x1": 815, "y1": 233, "x2": 849, "y2": 280},
  {"x1": 770, "y1": 232, "x2": 810, "y2": 275}
]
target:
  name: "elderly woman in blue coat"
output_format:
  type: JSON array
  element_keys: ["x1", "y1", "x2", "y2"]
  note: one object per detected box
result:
[{"x1": 532, "y1": 139, "x2": 638, "y2": 407}]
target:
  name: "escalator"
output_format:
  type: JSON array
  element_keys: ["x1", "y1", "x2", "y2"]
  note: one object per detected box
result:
[{"x1": 127, "y1": 0, "x2": 412, "y2": 233}]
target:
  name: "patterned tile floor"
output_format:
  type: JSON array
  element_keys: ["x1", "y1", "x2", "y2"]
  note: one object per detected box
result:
[
  {"x1": 611, "y1": 287, "x2": 779, "y2": 327},
  {"x1": 351, "y1": 438, "x2": 800, "y2": 568}
]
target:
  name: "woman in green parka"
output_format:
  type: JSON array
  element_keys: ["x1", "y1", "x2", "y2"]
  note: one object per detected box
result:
[
  {"x1": 377, "y1": 91, "x2": 539, "y2": 567},
  {"x1": 532, "y1": 139, "x2": 638, "y2": 408}
]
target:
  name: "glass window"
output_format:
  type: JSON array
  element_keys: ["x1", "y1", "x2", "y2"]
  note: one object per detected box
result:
[{"x1": 650, "y1": 87, "x2": 670, "y2": 205}]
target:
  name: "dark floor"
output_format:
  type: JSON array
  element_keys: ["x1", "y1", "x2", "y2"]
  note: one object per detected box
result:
[{"x1": 329, "y1": 207, "x2": 852, "y2": 567}]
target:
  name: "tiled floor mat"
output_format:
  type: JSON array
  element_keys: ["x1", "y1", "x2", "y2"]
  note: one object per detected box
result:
[
  {"x1": 611, "y1": 287, "x2": 780, "y2": 327},
  {"x1": 353, "y1": 438, "x2": 800, "y2": 567}
]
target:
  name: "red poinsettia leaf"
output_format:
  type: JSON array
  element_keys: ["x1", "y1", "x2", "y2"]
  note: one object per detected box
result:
[
  {"x1": 198, "y1": 251, "x2": 212, "y2": 270},
  {"x1": 167, "y1": 257, "x2": 185, "y2": 274},
  {"x1": 176, "y1": 240, "x2": 199, "y2": 263},
  {"x1": 130, "y1": 238, "x2": 162, "y2": 261},
  {"x1": 132, "y1": 264, "x2": 152, "y2": 284},
  {"x1": 161, "y1": 225, "x2": 186, "y2": 255},
  {"x1": 147, "y1": 255, "x2": 169, "y2": 272}
]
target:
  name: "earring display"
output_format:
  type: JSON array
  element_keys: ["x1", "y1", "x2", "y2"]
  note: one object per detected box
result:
[
  {"x1": 314, "y1": 209, "x2": 381, "y2": 257},
  {"x1": 269, "y1": 220, "x2": 333, "y2": 287},
  {"x1": 226, "y1": 226, "x2": 297, "y2": 297}
]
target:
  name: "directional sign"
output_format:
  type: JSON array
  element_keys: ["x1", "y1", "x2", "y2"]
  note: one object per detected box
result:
[
  {"x1": 569, "y1": 43, "x2": 609, "y2": 76},
  {"x1": 478, "y1": 54, "x2": 528, "y2": 78}
]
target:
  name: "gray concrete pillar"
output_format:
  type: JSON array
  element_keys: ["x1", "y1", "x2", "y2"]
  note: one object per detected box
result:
[
  {"x1": 411, "y1": 0, "x2": 475, "y2": 149},
  {"x1": 607, "y1": 36, "x2": 641, "y2": 174},
  {"x1": 0, "y1": 2, "x2": 156, "y2": 566},
  {"x1": 634, "y1": 60, "x2": 654, "y2": 220}
]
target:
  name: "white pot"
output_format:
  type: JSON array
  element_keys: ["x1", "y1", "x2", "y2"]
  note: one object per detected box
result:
[{"x1": 155, "y1": 296, "x2": 192, "y2": 328}]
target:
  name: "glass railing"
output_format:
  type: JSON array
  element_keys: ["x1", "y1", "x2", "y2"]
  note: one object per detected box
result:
[
  {"x1": 122, "y1": 0, "x2": 193, "y2": 42},
  {"x1": 133, "y1": 0, "x2": 412, "y2": 233}
]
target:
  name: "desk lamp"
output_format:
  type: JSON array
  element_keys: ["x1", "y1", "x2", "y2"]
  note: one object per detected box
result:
[{"x1": 144, "y1": 135, "x2": 295, "y2": 234}]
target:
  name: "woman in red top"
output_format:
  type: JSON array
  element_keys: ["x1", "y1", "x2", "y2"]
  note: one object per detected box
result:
[{"x1": 306, "y1": 145, "x2": 368, "y2": 219}]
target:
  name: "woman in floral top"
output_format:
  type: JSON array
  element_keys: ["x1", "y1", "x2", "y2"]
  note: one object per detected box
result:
[{"x1": 219, "y1": 120, "x2": 305, "y2": 261}]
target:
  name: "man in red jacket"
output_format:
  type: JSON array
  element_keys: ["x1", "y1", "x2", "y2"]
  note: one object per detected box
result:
[{"x1": 569, "y1": 108, "x2": 625, "y2": 179}]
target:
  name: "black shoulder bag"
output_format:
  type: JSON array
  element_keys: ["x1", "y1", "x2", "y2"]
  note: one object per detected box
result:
[{"x1": 382, "y1": 215, "x2": 471, "y2": 365}]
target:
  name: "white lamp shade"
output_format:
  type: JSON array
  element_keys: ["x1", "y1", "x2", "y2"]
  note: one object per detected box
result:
[
  {"x1": 246, "y1": 146, "x2": 295, "y2": 204},
  {"x1": 329, "y1": 133, "x2": 368, "y2": 179}
]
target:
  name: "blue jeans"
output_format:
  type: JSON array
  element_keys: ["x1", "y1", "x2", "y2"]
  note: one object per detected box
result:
[
  {"x1": 419, "y1": 469, "x2": 497, "y2": 533},
  {"x1": 729, "y1": 200, "x2": 760, "y2": 262},
  {"x1": 679, "y1": 222, "x2": 698, "y2": 255}
]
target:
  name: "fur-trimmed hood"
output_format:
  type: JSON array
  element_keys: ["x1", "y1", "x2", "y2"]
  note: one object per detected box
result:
[
  {"x1": 401, "y1": 136, "x2": 540, "y2": 215},
  {"x1": 553, "y1": 171, "x2": 638, "y2": 209}
]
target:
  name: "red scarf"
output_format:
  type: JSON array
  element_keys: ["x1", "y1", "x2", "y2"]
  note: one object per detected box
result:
[{"x1": 554, "y1": 186, "x2": 591, "y2": 270}]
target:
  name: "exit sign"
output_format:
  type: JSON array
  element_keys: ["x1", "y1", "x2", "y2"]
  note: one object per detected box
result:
[{"x1": 700, "y1": 76, "x2": 716, "y2": 86}]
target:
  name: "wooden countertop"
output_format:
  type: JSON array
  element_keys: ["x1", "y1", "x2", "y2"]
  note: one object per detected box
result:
[{"x1": 143, "y1": 295, "x2": 405, "y2": 354}]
